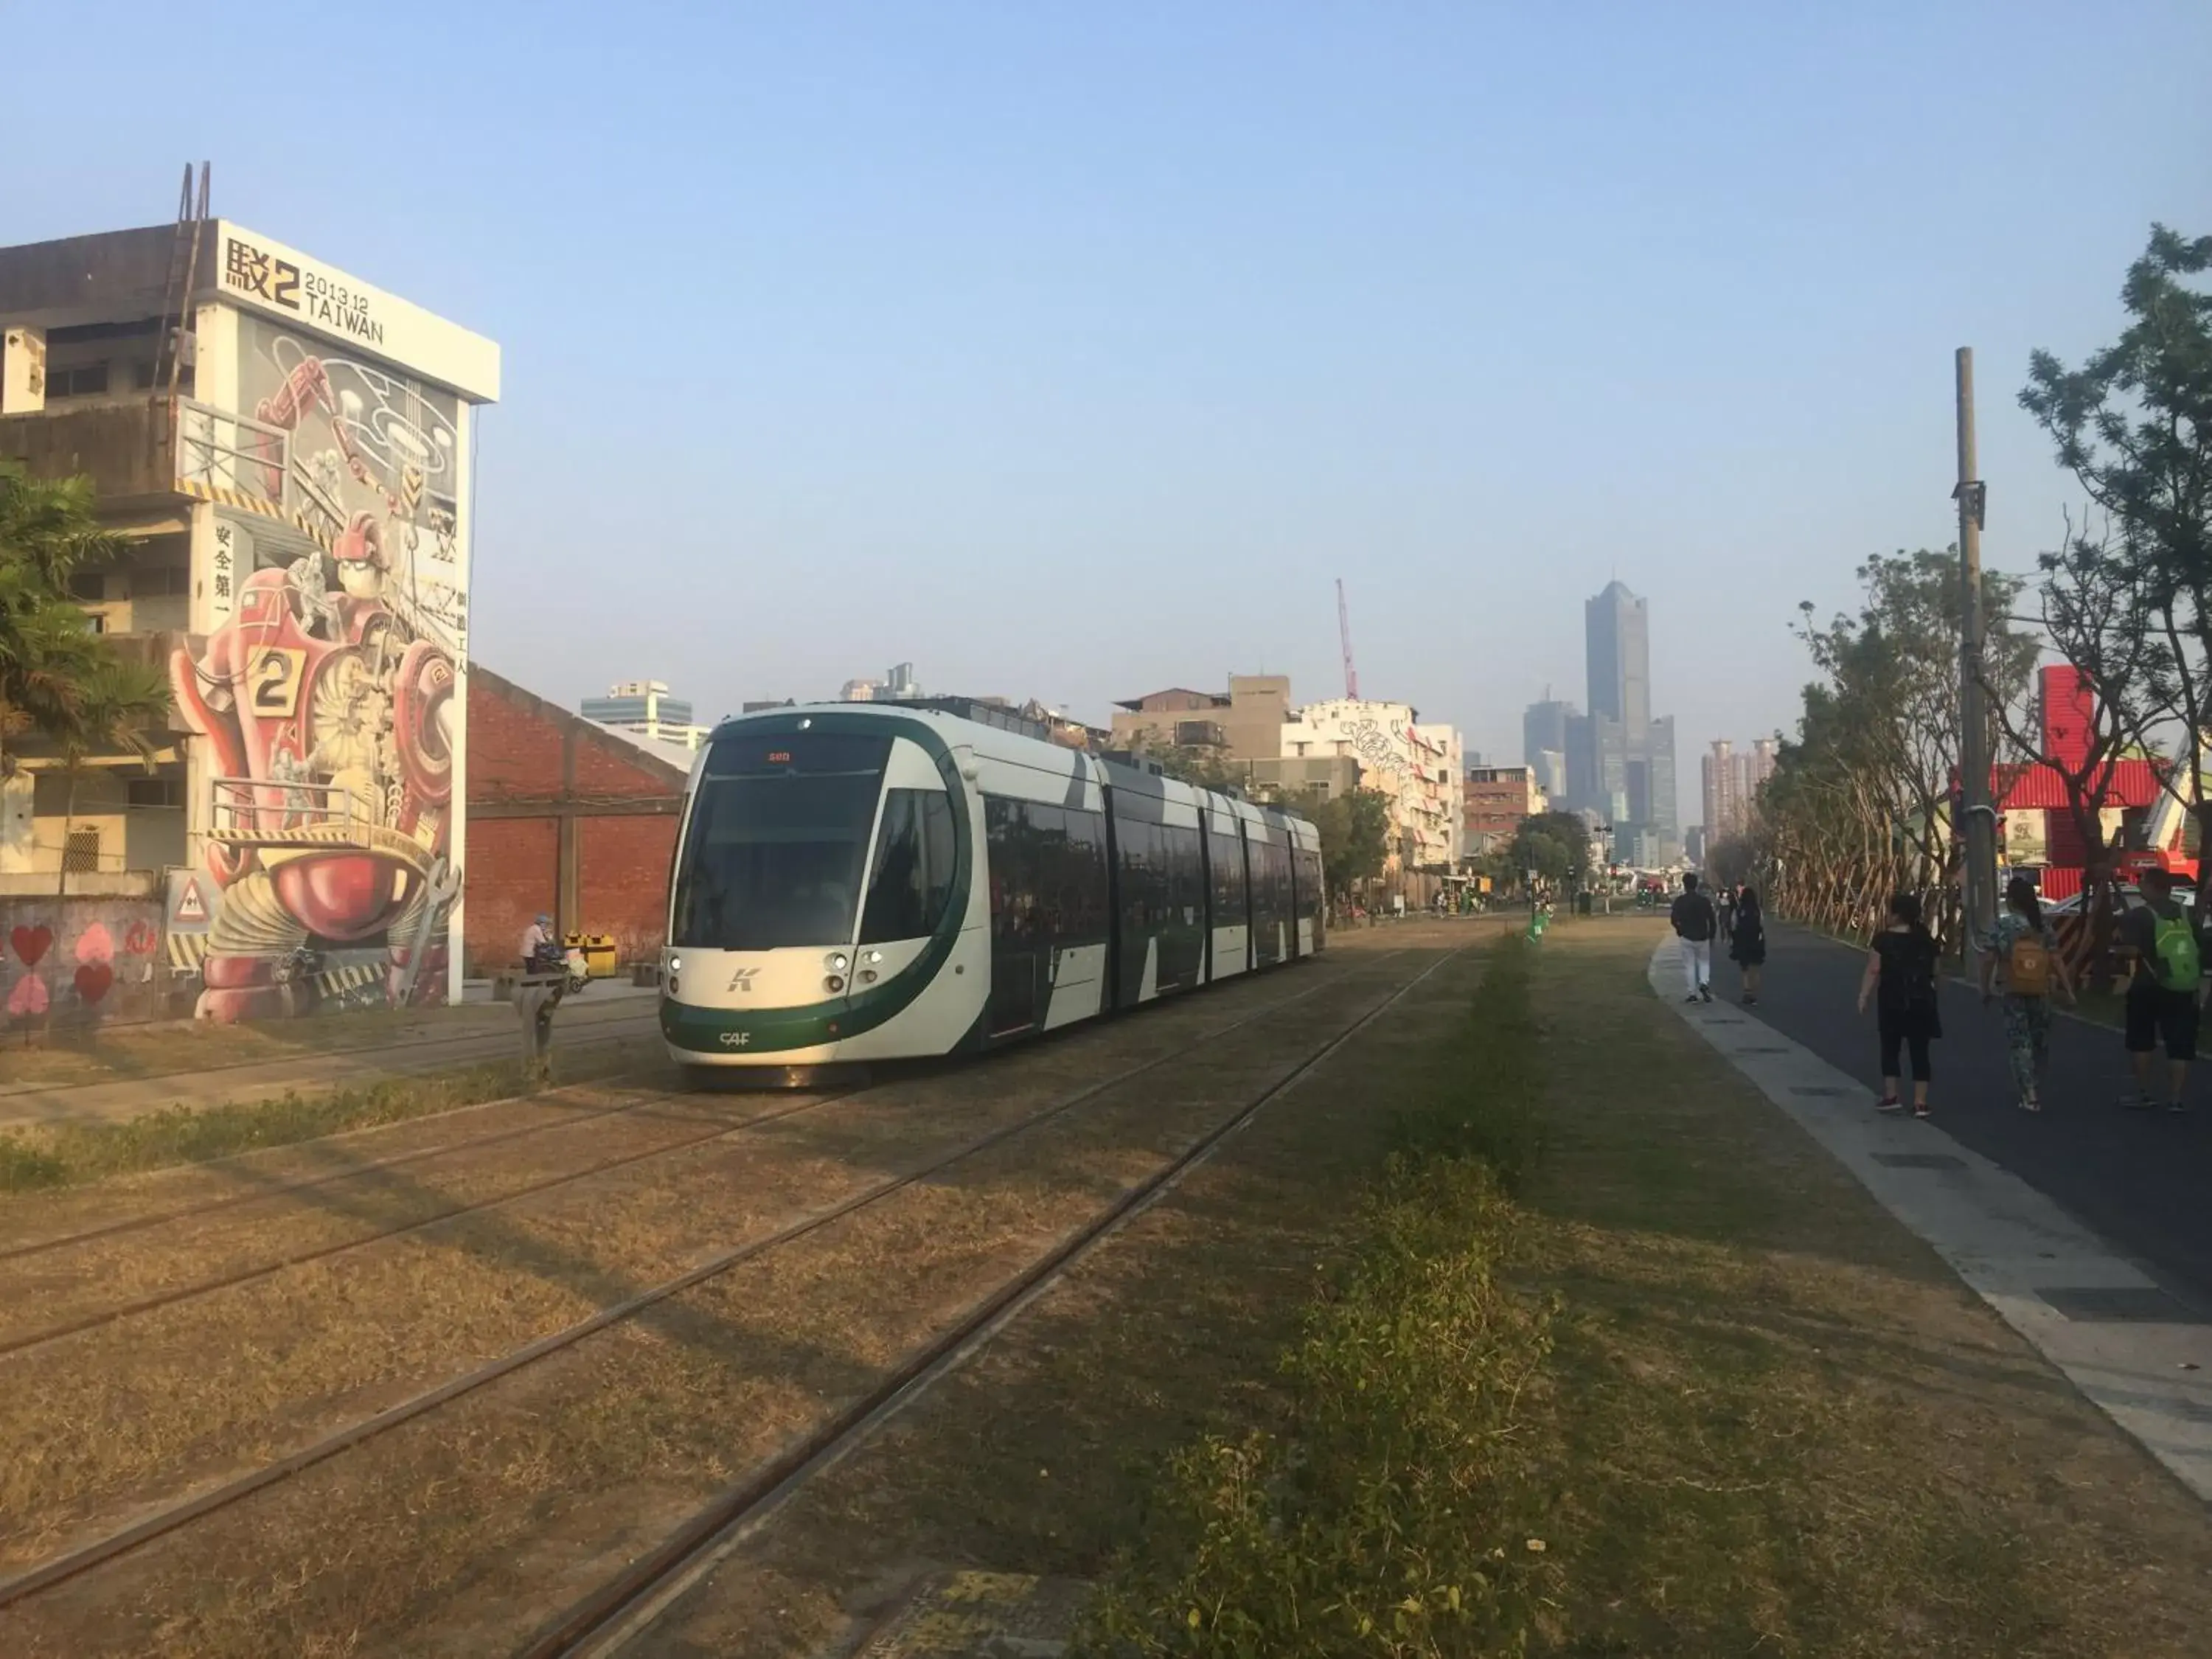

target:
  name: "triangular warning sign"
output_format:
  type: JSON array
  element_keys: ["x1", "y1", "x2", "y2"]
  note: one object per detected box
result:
[{"x1": 175, "y1": 877, "x2": 208, "y2": 924}]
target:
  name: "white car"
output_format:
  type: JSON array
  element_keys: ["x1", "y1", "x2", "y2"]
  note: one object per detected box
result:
[{"x1": 2042, "y1": 884, "x2": 2194, "y2": 920}]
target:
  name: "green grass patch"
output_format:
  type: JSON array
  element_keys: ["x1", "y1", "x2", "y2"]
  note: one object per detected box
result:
[
  {"x1": 1079, "y1": 936, "x2": 1558, "y2": 1656},
  {"x1": 1075, "y1": 924, "x2": 2212, "y2": 1658},
  {"x1": 0, "y1": 1040, "x2": 661, "y2": 1195}
]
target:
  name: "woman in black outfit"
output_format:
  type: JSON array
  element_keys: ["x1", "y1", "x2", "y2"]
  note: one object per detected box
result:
[
  {"x1": 1855, "y1": 892, "x2": 1941, "y2": 1117},
  {"x1": 1729, "y1": 887, "x2": 1767, "y2": 1004}
]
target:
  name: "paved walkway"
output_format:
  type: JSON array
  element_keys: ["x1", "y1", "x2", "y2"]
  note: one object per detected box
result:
[
  {"x1": 1654, "y1": 931, "x2": 2212, "y2": 1503},
  {"x1": 1686, "y1": 923, "x2": 2212, "y2": 1305},
  {"x1": 0, "y1": 988, "x2": 661, "y2": 1130}
]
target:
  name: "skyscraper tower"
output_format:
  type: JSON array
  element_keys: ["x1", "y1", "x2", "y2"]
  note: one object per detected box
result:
[{"x1": 1585, "y1": 580, "x2": 1651, "y2": 731}]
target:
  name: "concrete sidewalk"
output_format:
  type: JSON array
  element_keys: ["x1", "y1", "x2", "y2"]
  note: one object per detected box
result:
[
  {"x1": 0, "y1": 990, "x2": 661, "y2": 1131},
  {"x1": 1654, "y1": 929, "x2": 2212, "y2": 1503},
  {"x1": 1696, "y1": 922, "x2": 2212, "y2": 1302}
]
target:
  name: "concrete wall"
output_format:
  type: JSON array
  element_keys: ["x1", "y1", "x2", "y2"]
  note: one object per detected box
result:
[{"x1": 1, "y1": 894, "x2": 170, "y2": 1029}]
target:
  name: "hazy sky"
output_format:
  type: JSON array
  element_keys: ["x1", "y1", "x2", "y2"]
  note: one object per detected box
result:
[{"x1": 9, "y1": 2, "x2": 2209, "y2": 823}]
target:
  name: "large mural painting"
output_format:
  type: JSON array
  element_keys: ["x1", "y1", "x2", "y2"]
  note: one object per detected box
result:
[{"x1": 170, "y1": 316, "x2": 467, "y2": 1019}]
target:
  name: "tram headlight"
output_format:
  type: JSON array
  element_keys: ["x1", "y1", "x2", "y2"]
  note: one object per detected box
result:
[
  {"x1": 824, "y1": 974, "x2": 846, "y2": 993},
  {"x1": 863, "y1": 950, "x2": 883, "y2": 966},
  {"x1": 825, "y1": 950, "x2": 851, "y2": 974}
]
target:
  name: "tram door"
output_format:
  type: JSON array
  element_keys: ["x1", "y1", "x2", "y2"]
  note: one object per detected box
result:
[{"x1": 985, "y1": 798, "x2": 1041, "y2": 1036}]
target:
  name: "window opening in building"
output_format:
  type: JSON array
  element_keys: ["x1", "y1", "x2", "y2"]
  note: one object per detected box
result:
[
  {"x1": 62, "y1": 828, "x2": 102, "y2": 872},
  {"x1": 47, "y1": 363, "x2": 111, "y2": 398}
]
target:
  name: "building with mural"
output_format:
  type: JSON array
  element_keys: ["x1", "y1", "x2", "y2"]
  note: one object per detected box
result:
[
  {"x1": 0, "y1": 216, "x2": 498, "y2": 1021},
  {"x1": 1280, "y1": 698, "x2": 1464, "y2": 888}
]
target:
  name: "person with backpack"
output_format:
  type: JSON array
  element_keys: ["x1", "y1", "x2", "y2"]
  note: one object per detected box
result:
[
  {"x1": 1730, "y1": 886, "x2": 1767, "y2": 1005},
  {"x1": 1978, "y1": 874, "x2": 2076, "y2": 1112},
  {"x1": 2115, "y1": 867, "x2": 2207, "y2": 1112},
  {"x1": 1856, "y1": 891, "x2": 1941, "y2": 1118},
  {"x1": 1670, "y1": 873, "x2": 1719, "y2": 1003}
]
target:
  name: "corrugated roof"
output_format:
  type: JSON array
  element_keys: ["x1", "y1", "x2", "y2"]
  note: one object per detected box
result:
[{"x1": 1996, "y1": 758, "x2": 2166, "y2": 810}]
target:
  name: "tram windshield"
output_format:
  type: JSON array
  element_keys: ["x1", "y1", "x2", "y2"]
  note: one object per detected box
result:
[{"x1": 671, "y1": 732, "x2": 891, "y2": 951}]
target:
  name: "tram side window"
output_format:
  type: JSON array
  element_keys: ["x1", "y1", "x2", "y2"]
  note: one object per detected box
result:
[
  {"x1": 1251, "y1": 838, "x2": 1292, "y2": 964},
  {"x1": 1112, "y1": 810, "x2": 1161, "y2": 1004},
  {"x1": 859, "y1": 788, "x2": 957, "y2": 943},
  {"x1": 985, "y1": 798, "x2": 1039, "y2": 938},
  {"x1": 1158, "y1": 823, "x2": 1205, "y2": 990},
  {"x1": 1293, "y1": 846, "x2": 1325, "y2": 945},
  {"x1": 1208, "y1": 830, "x2": 1248, "y2": 929},
  {"x1": 986, "y1": 798, "x2": 1110, "y2": 950},
  {"x1": 1038, "y1": 805, "x2": 1111, "y2": 945}
]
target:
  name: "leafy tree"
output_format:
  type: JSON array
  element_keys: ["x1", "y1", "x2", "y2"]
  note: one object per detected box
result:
[
  {"x1": 1304, "y1": 787, "x2": 1391, "y2": 898},
  {"x1": 1775, "y1": 549, "x2": 2037, "y2": 942},
  {"x1": 1120, "y1": 734, "x2": 1247, "y2": 793},
  {"x1": 1504, "y1": 811, "x2": 1589, "y2": 886},
  {"x1": 1704, "y1": 833, "x2": 1756, "y2": 890},
  {"x1": 51, "y1": 655, "x2": 171, "y2": 895},
  {"x1": 1, "y1": 473, "x2": 124, "y2": 775},
  {"x1": 0, "y1": 472, "x2": 172, "y2": 883},
  {"x1": 2022, "y1": 225, "x2": 2212, "y2": 888}
]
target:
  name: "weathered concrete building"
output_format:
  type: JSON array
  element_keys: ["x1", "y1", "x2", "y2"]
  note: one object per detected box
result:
[
  {"x1": 1109, "y1": 675, "x2": 1292, "y2": 762},
  {"x1": 1281, "y1": 698, "x2": 1464, "y2": 877},
  {"x1": 0, "y1": 215, "x2": 498, "y2": 1019},
  {"x1": 1464, "y1": 763, "x2": 1545, "y2": 856}
]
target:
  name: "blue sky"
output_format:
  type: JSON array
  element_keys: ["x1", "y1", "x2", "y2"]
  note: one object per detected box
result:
[{"x1": 8, "y1": 1, "x2": 2209, "y2": 823}]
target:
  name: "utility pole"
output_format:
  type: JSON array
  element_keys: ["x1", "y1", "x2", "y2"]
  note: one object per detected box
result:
[{"x1": 1954, "y1": 347, "x2": 1996, "y2": 950}]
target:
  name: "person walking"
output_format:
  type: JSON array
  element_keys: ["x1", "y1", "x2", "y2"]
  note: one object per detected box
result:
[
  {"x1": 1730, "y1": 886, "x2": 1767, "y2": 1005},
  {"x1": 2115, "y1": 867, "x2": 2207, "y2": 1112},
  {"x1": 1670, "y1": 873, "x2": 1718, "y2": 1003},
  {"x1": 1856, "y1": 892, "x2": 1941, "y2": 1118},
  {"x1": 1978, "y1": 874, "x2": 2075, "y2": 1112}
]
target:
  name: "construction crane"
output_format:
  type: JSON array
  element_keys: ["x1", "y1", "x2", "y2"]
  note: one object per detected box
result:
[{"x1": 1337, "y1": 577, "x2": 1360, "y2": 700}]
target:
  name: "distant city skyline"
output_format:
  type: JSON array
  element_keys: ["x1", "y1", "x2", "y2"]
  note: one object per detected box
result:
[
  {"x1": 16, "y1": 5, "x2": 2197, "y2": 827},
  {"x1": 1522, "y1": 582, "x2": 1680, "y2": 859}
]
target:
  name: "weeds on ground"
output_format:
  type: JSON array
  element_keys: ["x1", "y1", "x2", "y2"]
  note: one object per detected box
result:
[
  {"x1": 1079, "y1": 937, "x2": 1554, "y2": 1657},
  {"x1": 0, "y1": 1040, "x2": 658, "y2": 1194}
]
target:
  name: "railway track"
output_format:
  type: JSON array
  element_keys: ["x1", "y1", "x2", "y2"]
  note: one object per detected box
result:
[
  {"x1": 0, "y1": 1002, "x2": 660, "y2": 1107},
  {"x1": 0, "y1": 950, "x2": 1400, "y2": 1618},
  {"x1": 0, "y1": 1071, "x2": 663, "y2": 1265},
  {"x1": 0, "y1": 1085, "x2": 852, "y2": 1360},
  {"x1": 524, "y1": 942, "x2": 1462, "y2": 1658}
]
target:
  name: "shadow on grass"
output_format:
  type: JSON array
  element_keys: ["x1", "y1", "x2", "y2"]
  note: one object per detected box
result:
[
  {"x1": 0, "y1": 947, "x2": 1455, "y2": 1652},
  {"x1": 651, "y1": 924, "x2": 2212, "y2": 1659}
]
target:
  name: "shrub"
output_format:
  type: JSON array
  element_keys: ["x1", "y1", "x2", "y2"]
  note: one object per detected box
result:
[{"x1": 1079, "y1": 937, "x2": 1557, "y2": 1657}]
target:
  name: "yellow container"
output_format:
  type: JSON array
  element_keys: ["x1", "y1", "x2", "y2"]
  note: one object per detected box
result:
[{"x1": 563, "y1": 932, "x2": 620, "y2": 978}]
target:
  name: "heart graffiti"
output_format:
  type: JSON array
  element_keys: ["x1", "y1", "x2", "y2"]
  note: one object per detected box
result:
[
  {"x1": 73, "y1": 964, "x2": 115, "y2": 1005},
  {"x1": 9, "y1": 925, "x2": 52, "y2": 968},
  {"x1": 74, "y1": 922, "x2": 114, "y2": 967},
  {"x1": 6, "y1": 975, "x2": 47, "y2": 1018}
]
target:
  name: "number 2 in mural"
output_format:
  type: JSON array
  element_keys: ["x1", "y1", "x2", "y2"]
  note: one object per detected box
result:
[{"x1": 248, "y1": 647, "x2": 307, "y2": 717}]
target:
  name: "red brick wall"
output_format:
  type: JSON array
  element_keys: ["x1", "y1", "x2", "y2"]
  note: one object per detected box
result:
[
  {"x1": 467, "y1": 685, "x2": 566, "y2": 796},
  {"x1": 462, "y1": 666, "x2": 688, "y2": 976},
  {"x1": 580, "y1": 815, "x2": 681, "y2": 963},
  {"x1": 467, "y1": 816, "x2": 560, "y2": 973}
]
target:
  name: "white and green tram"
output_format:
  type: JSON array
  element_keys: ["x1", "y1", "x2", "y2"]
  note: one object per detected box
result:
[{"x1": 658, "y1": 700, "x2": 1326, "y2": 1080}]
